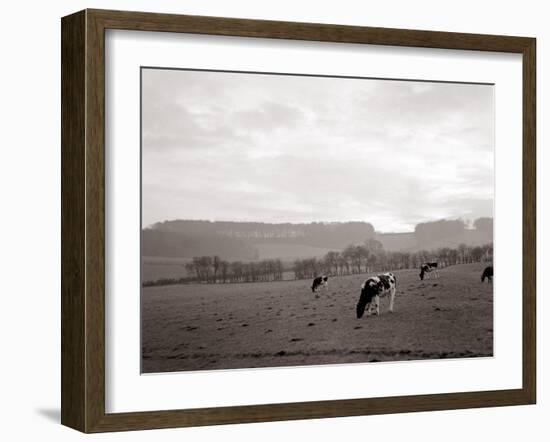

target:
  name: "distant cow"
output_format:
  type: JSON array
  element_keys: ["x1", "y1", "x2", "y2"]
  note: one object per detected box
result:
[
  {"x1": 356, "y1": 272, "x2": 397, "y2": 318},
  {"x1": 419, "y1": 262, "x2": 439, "y2": 280},
  {"x1": 311, "y1": 275, "x2": 328, "y2": 292},
  {"x1": 481, "y1": 266, "x2": 493, "y2": 283}
]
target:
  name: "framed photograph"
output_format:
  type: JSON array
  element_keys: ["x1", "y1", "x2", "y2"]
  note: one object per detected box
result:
[{"x1": 61, "y1": 9, "x2": 536, "y2": 433}]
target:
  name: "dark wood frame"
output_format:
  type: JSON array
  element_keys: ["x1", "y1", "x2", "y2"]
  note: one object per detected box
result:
[{"x1": 61, "y1": 8, "x2": 536, "y2": 433}]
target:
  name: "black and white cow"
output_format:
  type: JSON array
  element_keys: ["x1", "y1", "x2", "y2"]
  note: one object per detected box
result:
[
  {"x1": 311, "y1": 275, "x2": 328, "y2": 292},
  {"x1": 356, "y1": 272, "x2": 397, "y2": 318},
  {"x1": 481, "y1": 266, "x2": 493, "y2": 283},
  {"x1": 419, "y1": 262, "x2": 439, "y2": 280}
]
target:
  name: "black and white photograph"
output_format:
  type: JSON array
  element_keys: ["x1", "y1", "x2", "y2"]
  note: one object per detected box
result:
[{"x1": 140, "y1": 67, "x2": 494, "y2": 374}]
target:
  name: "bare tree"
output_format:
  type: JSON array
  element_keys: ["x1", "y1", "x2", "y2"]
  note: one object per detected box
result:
[
  {"x1": 212, "y1": 255, "x2": 221, "y2": 283},
  {"x1": 220, "y1": 260, "x2": 229, "y2": 283}
]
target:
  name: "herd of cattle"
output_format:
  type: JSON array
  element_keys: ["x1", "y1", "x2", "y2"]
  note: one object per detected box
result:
[{"x1": 311, "y1": 263, "x2": 493, "y2": 319}]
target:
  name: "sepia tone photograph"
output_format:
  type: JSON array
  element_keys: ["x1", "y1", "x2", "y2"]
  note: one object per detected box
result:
[{"x1": 140, "y1": 67, "x2": 494, "y2": 374}]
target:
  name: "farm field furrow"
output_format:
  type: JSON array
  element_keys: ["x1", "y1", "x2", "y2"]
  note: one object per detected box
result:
[{"x1": 141, "y1": 262, "x2": 492, "y2": 373}]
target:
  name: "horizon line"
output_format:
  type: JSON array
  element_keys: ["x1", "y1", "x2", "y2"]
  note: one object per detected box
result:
[{"x1": 142, "y1": 216, "x2": 493, "y2": 234}]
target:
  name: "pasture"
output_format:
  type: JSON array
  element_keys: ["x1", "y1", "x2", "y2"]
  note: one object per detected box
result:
[
  {"x1": 141, "y1": 262, "x2": 493, "y2": 373},
  {"x1": 142, "y1": 256, "x2": 191, "y2": 281}
]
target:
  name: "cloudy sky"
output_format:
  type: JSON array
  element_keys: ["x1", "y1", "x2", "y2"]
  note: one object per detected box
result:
[{"x1": 141, "y1": 68, "x2": 494, "y2": 233}]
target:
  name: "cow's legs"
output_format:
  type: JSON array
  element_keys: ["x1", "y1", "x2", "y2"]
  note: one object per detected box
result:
[
  {"x1": 374, "y1": 295, "x2": 380, "y2": 316},
  {"x1": 388, "y1": 287, "x2": 396, "y2": 312}
]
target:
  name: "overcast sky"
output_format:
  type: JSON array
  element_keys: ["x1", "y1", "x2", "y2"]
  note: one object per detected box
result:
[{"x1": 141, "y1": 68, "x2": 494, "y2": 233}]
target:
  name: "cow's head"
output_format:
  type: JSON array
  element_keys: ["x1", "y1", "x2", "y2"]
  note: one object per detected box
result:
[
  {"x1": 356, "y1": 298, "x2": 367, "y2": 318},
  {"x1": 419, "y1": 265, "x2": 427, "y2": 280}
]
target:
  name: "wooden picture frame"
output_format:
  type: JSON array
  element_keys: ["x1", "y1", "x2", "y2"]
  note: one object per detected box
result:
[{"x1": 61, "y1": 9, "x2": 536, "y2": 433}]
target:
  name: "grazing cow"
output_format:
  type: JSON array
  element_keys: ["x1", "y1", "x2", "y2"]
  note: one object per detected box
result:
[
  {"x1": 311, "y1": 275, "x2": 328, "y2": 292},
  {"x1": 419, "y1": 262, "x2": 439, "y2": 280},
  {"x1": 356, "y1": 272, "x2": 397, "y2": 318},
  {"x1": 481, "y1": 266, "x2": 493, "y2": 283}
]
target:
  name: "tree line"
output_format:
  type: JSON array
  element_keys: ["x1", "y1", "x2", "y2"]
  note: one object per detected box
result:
[
  {"x1": 143, "y1": 256, "x2": 285, "y2": 287},
  {"x1": 143, "y1": 218, "x2": 493, "y2": 264},
  {"x1": 142, "y1": 240, "x2": 492, "y2": 287},
  {"x1": 292, "y1": 240, "x2": 493, "y2": 279},
  {"x1": 147, "y1": 220, "x2": 376, "y2": 250}
]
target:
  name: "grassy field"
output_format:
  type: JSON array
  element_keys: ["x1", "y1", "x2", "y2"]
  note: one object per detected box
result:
[
  {"x1": 142, "y1": 256, "x2": 191, "y2": 281},
  {"x1": 141, "y1": 262, "x2": 493, "y2": 373}
]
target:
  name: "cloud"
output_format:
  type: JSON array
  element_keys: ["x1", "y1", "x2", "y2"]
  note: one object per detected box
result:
[
  {"x1": 141, "y1": 69, "x2": 494, "y2": 232},
  {"x1": 232, "y1": 101, "x2": 306, "y2": 133}
]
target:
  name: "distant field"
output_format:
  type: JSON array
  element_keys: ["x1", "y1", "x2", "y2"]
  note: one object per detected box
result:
[
  {"x1": 142, "y1": 243, "x2": 338, "y2": 281},
  {"x1": 253, "y1": 243, "x2": 340, "y2": 260},
  {"x1": 142, "y1": 256, "x2": 191, "y2": 281},
  {"x1": 141, "y1": 262, "x2": 493, "y2": 373}
]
